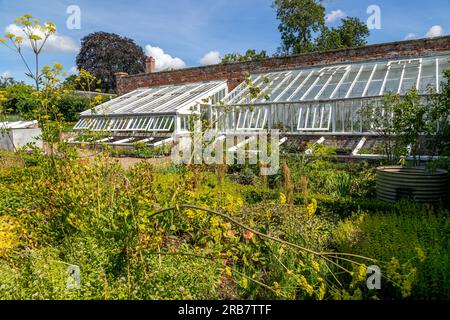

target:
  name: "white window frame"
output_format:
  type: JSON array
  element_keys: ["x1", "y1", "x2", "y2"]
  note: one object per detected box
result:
[
  {"x1": 235, "y1": 107, "x2": 268, "y2": 131},
  {"x1": 297, "y1": 104, "x2": 332, "y2": 131}
]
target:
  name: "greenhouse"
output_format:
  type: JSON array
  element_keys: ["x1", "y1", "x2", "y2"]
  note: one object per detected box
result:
[
  {"x1": 73, "y1": 54, "x2": 450, "y2": 146},
  {"x1": 210, "y1": 54, "x2": 450, "y2": 135},
  {"x1": 73, "y1": 80, "x2": 227, "y2": 145}
]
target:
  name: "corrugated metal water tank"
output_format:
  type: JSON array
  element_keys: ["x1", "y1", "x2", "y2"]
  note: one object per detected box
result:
[{"x1": 376, "y1": 166, "x2": 448, "y2": 203}]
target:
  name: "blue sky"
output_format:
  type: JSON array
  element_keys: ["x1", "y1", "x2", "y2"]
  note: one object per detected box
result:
[{"x1": 0, "y1": 0, "x2": 448, "y2": 83}]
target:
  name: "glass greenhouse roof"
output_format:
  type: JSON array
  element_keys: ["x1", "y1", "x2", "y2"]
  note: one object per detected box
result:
[
  {"x1": 81, "y1": 80, "x2": 227, "y2": 116},
  {"x1": 224, "y1": 55, "x2": 450, "y2": 105}
]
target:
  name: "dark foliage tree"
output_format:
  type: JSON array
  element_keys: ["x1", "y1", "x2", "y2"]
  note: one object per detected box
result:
[
  {"x1": 221, "y1": 49, "x2": 269, "y2": 64},
  {"x1": 76, "y1": 32, "x2": 146, "y2": 93}
]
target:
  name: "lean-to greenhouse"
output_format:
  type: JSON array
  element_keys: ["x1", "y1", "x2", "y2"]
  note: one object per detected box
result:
[{"x1": 73, "y1": 51, "x2": 450, "y2": 155}]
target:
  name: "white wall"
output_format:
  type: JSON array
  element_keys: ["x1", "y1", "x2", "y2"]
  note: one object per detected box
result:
[{"x1": 0, "y1": 128, "x2": 43, "y2": 152}]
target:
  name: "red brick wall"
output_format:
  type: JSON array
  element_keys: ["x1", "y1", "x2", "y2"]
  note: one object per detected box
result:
[{"x1": 116, "y1": 36, "x2": 450, "y2": 95}]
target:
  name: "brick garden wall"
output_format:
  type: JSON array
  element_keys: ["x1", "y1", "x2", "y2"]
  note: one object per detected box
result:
[{"x1": 116, "y1": 36, "x2": 450, "y2": 95}]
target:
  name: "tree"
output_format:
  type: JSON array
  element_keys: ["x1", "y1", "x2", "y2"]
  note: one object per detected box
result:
[
  {"x1": 62, "y1": 74, "x2": 81, "y2": 90},
  {"x1": 76, "y1": 32, "x2": 146, "y2": 93},
  {"x1": 0, "y1": 75, "x2": 16, "y2": 89},
  {"x1": 0, "y1": 14, "x2": 56, "y2": 91},
  {"x1": 3, "y1": 83, "x2": 39, "y2": 119},
  {"x1": 316, "y1": 17, "x2": 369, "y2": 51},
  {"x1": 221, "y1": 49, "x2": 268, "y2": 64},
  {"x1": 273, "y1": 1, "x2": 370, "y2": 55},
  {"x1": 274, "y1": 0, "x2": 326, "y2": 55},
  {"x1": 429, "y1": 65, "x2": 450, "y2": 157}
]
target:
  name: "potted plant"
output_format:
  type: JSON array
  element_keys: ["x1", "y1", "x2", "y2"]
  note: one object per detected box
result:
[{"x1": 361, "y1": 79, "x2": 449, "y2": 203}]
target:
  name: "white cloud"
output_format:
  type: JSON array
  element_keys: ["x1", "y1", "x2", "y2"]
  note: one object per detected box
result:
[
  {"x1": 144, "y1": 45, "x2": 186, "y2": 71},
  {"x1": 4, "y1": 24, "x2": 79, "y2": 53},
  {"x1": 200, "y1": 51, "x2": 221, "y2": 66},
  {"x1": 325, "y1": 9, "x2": 346, "y2": 23},
  {"x1": 425, "y1": 25, "x2": 444, "y2": 38},
  {"x1": 1, "y1": 71, "x2": 12, "y2": 79},
  {"x1": 404, "y1": 33, "x2": 418, "y2": 40}
]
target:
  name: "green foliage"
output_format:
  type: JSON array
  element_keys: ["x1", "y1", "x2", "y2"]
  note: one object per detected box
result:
[
  {"x1": 0, "y1": 75, "x2": 16, "y2": 89},
  {"x1": 316, "y1": 17, "x2": 370, "y2": 51},
  {"x1": 221, "y1": 49, "x2": 269, "y2": 64},
  {"x1": 132, "y1": 142, "x2": 172, "y2": 158},
  {"x1": 274, "y1": 0, "x2": 326, "y2": 54},
  {"x1": 235, "y1": 167, "x2": 256, "y2": 185},
  {"x1": 2, "y1": 83, "x2": 39, "y2": 119},
  {"x1": 334, "y1": 204, "x2": 450, "y2": 299},
  {"x1": 326, "y1": 171, "x2": 352, "y2": 198},
  {"x1": 0, "y1": 145, "x2": 448, "y2": 300},
  {"x1": 55, "y1": 95, "x2": 90, "y2": 122},
  {"x1": 274, "y1": 1, "x2": 370, "y2": 55},
  {"x1": 428, "y1": 64, "x2": 450, "y2": 157}
]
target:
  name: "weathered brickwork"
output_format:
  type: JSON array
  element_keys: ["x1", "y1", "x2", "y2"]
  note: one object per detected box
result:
[{"x1": 116, "y1": 36, "x2": 450, "y2": 95}]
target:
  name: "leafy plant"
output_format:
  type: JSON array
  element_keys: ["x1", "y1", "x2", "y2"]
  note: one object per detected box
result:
[{"x1": 326, "y1": 171, "x2": 352, "y2": 198}]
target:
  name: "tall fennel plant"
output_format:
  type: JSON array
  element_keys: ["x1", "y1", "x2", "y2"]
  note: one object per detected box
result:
[{"x1": 0, "y1": 14, "x2": 56, "y2": 91}]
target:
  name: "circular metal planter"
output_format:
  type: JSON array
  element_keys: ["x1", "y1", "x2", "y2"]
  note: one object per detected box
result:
[{"x1": 376, "y1": 166, "x2": 449, "y2": 203}]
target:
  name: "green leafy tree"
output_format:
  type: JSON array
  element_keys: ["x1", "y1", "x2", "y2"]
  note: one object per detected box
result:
[
  {"x1": 391, "y1": 90, "x2": 432, "y2": 165},
  {"x1": 274, "y1": 1, "x2": 370, "y2": 55},
  {"x1": 221, "y1": 49, "x2": 269, "y2": 64},
  {"x1": 3, "y1": 83, "x2": 39, "y2": 119},
  {"x1": 62, "y1": 74, "x2": 81, "y2": 90},
  {"x1": 317, "y1": 17, "x2": 369, "y2": 51},
  {"x1": 428, "y1": 65, "x2": 450, "y2": 157},
  {"x1": 0, "y1": 75, "x2": 16, "y2": 89},
  {"x1": 76, "y1": 32, "x2": 146, "y2": 93},
  {"x1": 273, "y1": 0, "x2": 326, "y2": 54},
  {"x1": 55, "y1": 95, "x2": 89, "y2": 123},
  {"x1": 0, "y1": 14, "x2": 56, "y2": 91}
]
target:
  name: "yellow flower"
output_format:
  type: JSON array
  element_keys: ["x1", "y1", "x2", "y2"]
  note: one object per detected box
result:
[
  {"x1": 298, "y1": 275, "x2": 314, "y2": 296},
  {"x1": 241, "y1": 277, "x2": 249, "y2": 289},
  {"x1": 210, "y1": 217, "x2": 220, "y2": 227},
  {"x1": 355, "y1": 265, "x2": 367, "y2": 282},
  {"x1": 225, "y1": 267, "x2": 232, "y2": 277},
  {"x1": 415, "y1": 247, "x2": 426, "y2": 263},
  {"x1": 316, "y1": 282, "x2": 327, "y2": 300},
  {"x1": 186, "y1": 209, "x2": 195, "y2": 219},
  {"x1": 312, "y1": 260, "x2": 320, "y2": 272},
  {"x1": 279, "y1": 192, "x2": 287, "y2": 205},
  {"x1": 307, "y1": 199, "x2": 318, "y2": 217}
]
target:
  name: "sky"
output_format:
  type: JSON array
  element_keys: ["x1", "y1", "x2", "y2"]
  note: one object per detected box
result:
[{"x1": 0, "y1": 0, "x2": 449, "y2": 83}]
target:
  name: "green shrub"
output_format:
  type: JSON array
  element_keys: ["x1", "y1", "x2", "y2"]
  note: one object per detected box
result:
[
  {"x1": 3, "y1": 83, "x2": 39, "y2": 119},
  {"x1": 56, "y1": 95, "x2": 90, "y2": 122},
  {"x1": 235, "y1": 168, "x2": 256, "y2": 185},
  {"x1": 326, "y1": 171, "x2": 352, "y2": 197},
  {"x1": 133, "y1": 142, "x2": 171, "y2": 158},
  {"x1": 334, "y1": 204, "x2": 450, "y2": 299}
]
